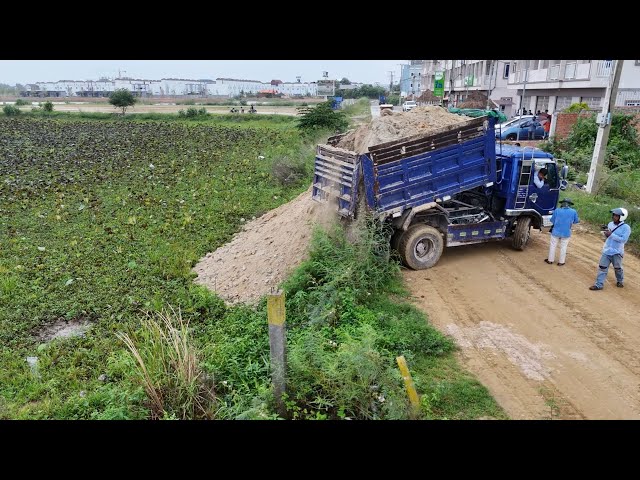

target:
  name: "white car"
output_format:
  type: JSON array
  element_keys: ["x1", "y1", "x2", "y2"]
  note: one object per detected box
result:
[{"x1": 402, "y1": 101, "x2": 417, "y2": 112}]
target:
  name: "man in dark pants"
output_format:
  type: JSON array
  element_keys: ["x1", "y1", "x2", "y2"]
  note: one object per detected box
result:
[{"x1": 590, "y1": 208, "x2": 631, "y2": 290}]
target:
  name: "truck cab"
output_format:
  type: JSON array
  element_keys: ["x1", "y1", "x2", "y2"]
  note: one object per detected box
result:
[{"x1": 493, "y1": 144, "x2": 567, "y2": 230}]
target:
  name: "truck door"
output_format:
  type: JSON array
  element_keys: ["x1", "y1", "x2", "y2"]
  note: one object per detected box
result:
[{"x1": 528, "y1": 161, "x2": 559, "y2": 216}]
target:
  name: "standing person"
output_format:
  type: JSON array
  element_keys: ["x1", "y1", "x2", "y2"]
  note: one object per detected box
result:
[
  {"x1": 590, "y1": 208, "x2": 631, "y2": 290},
  {"x1": 528, "y1": 119, "x2": 536, "y2": 140},
  {"x1": 545, "y1": 198, "x2": 579, "y2": 266},
  {"x1": 543, "y1": 116, "x2": 551, "y2": 139}
]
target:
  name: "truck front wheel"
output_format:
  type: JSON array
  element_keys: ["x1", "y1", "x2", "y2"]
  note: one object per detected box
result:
[
  {"x1": 512, "y1": 216, "x2": 532, "y2": 250},
  {"x1": 399, "y1": 224, "x2": 444, "y2": 270}
]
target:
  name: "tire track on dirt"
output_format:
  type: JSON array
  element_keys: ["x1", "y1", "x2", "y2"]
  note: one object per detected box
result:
[{"x1": 405, "y1": 229, "x2": 640, "y2": 419}]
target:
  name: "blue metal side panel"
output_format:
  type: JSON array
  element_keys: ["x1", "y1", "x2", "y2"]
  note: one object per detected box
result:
[
  {"x1": 370, "y1": 135, "x2": 496, "y2": 214},
  {"x1": 312, "y1": 146, "x2": 361, "y2": 217},
  {"x1": 446, "y1": 220, "x2": 508, "y2": 245},
  {"x1": 362, "y1": 154, "x2": 376, "y2": 210}
]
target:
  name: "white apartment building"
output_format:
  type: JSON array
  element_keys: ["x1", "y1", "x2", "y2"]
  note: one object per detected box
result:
[{"x1": 507, "y1": 60, "x2": 640, "y2": 114}]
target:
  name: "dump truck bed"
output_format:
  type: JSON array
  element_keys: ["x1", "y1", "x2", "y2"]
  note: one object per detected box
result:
[{"x1": 312, "y1": 116, "x2": 496, "y2": 219}]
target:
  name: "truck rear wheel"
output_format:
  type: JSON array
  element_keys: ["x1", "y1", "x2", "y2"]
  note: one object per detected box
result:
[
  {"x1": 512, "y1": 216, "x2": 532, "y2": 250},
  {"x1": 399, "y1": 224, "x2": 444, "y2": 270}
]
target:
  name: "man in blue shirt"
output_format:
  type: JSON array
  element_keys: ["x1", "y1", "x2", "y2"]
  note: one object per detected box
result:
[
  {"x1": 590, "y1": 207, "x2": 631, "y2": 290},
  {"x1": 545, "y1": 198, "x2": 579, "y2": 266}
]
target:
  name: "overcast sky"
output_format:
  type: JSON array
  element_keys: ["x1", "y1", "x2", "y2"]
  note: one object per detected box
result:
[{"x1": 0, "y1": 60, "x2": 408, "y2": 86}]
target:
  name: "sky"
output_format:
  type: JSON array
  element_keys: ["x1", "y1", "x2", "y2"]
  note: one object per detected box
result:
[{"x1": 0, "y1": 60, "x2": 407, "y2": 86}]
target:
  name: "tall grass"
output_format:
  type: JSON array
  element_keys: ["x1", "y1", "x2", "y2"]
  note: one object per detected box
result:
[{"x1": 116, "y1": 307, "x2": 216, "y2": 419}]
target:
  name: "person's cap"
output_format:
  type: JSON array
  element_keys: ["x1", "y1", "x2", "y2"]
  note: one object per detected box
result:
[{"x1": 559, "y1": 198, "x2": 574, "y2": 205}]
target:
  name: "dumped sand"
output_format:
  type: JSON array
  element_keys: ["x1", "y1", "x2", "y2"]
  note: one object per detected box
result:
[
  {"x1": 194, "y1": 186, "x2": 335, "y2": 305},
  {"x1": 337, "y1": 105, "x2": 469, "y2": 154}
]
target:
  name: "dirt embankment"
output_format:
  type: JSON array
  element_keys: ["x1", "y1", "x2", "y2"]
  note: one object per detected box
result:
[
  {"x1": 193, "y1": 186, "x2": 336, "y2": 305},
  {"x1": 405, "y1": 225, "x2": 640, "y2": 420}
]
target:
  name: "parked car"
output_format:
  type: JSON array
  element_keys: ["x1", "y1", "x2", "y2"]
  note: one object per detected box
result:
[
  {"x1": 402, "y1": 100, "x2": 417, "y2": 112},
  {"x1": 496, "y1": 117, "x2": 545, "y2": 140},
  {"x1": 496, "y1": 115, "x2": 534, "y2": 130}
]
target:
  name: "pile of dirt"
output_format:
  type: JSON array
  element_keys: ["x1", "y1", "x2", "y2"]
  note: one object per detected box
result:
[
  {"x1": 193, "y1": 186, "x2": 335, "y2": 305},
  {"x1": 336, "y1": 105, "x2": 469, "y2": 154}
]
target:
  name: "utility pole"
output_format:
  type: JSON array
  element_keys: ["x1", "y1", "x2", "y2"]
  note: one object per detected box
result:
[
  {"x1": 586, "y1": 60, "x2": 625, "y2": 194},
  {"x1": 517, "y1": 62, "x2": 528, "y2": 141}
]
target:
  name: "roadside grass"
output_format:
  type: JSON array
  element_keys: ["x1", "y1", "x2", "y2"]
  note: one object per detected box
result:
[{"x1": 342, "y1": 97, "x2": 372, "y2": 120}]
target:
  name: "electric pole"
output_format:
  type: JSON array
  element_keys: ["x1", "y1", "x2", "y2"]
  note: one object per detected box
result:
[{"x1": 586, "y1": 60, "x2": 624, "y2": 194}]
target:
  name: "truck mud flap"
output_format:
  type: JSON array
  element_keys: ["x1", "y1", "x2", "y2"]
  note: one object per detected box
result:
[
  {"x1": 446, "y1": 220, "x2": 508, "y2": 247},
  {"x1": 312, "y1": 144, "x2": 361, "y2": 218}
]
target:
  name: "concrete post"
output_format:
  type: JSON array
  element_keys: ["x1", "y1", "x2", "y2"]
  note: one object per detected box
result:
[{"x1": 267, "y1": 291, "x2": 287, "y2": 418}]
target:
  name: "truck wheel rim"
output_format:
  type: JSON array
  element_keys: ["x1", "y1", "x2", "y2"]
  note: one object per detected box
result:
[{"x1": 415, "y1": 238, "x2": 433, "y2": 258}]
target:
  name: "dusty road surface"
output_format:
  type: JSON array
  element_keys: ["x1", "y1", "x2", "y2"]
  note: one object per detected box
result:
[{"x1": 405, "y1": 224, "x2": 640, "y2": 420}]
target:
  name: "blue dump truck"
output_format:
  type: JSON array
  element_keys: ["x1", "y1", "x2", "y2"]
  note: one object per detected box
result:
[
  {"x1": 330, "y1": 96, "x2": 343, "y2": 110},
  {"x1": 312, "y1": 115, "x2": 569, "y2": 269}
]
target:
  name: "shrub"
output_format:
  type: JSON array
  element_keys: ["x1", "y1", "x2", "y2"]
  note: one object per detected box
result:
[
  {"x1": 2, "y1": 105, "x2": 20, "y2": 116},
  {"x1": 42, "y1": 101, "x2": 54, "y2": 112},
  {"x1": 296, "y1": 101, "x2": 349, "y2": 134},
  {"x1": 564, "y1": 102, "x2": 589, "y2": 113},
  {"x1": 14, "y1": 98, "x2": 29, "y2": 106}
]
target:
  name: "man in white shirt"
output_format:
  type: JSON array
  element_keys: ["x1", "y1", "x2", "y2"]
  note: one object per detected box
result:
[{"x1": 533, "y1": 167, "x2": 547, "y2": 189}]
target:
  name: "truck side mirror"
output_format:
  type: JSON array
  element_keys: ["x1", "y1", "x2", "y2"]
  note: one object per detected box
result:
[{"x1": 560, "y1": 165, "x2": 568, "y2": 179}]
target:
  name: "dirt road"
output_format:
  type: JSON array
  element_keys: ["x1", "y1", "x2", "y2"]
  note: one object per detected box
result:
[{"x1": 405, "y1": 224, "x2": 640, "y2": 420}]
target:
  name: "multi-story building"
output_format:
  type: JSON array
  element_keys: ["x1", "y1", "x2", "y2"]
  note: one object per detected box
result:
[
  {"x1": 400, "y1": 61, "x2": 425, "y2": 98},
  {"x1": 506, "y1": 60, "x2": 640, "y2": 114},
  {"x1": 421, "y1": 60, "x2": 515, "y2": 114}
]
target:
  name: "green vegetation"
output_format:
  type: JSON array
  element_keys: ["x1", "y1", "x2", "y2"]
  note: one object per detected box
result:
[
  {"x1": 279, "y1": 222, "x2": 505, "y2": 419},
  {"x1": 42, "y1": 101, "x2": 54, "y2": 113},
  {"x1": 296, "y1": 101, "x2": 349, "y2": 134},
  {"x1": 564, "y1": 102, "x2": 589, "y2": 113},
  {"x1": 0, "y1": 115, "x2": 308, "y2": 419},
  {"x1": 2, "y1": 104, "x2": 20, "y2": 116},
  {"x1": 545, "y1": 112, "x2": 640, "y2": 172},
  {"x1": 341, "y1": 97, "x2": 372, "y2": 124},
  {"x1": 14, "y1": 98, "x2": 30, "y2": 106},
  {"x1": 109, "y1": 89, "x2": 137, "y2": 115},
  {"x1": 336, "y1": 84, "x2": 386, "y2": 100},
  {"x1": 178, "y1": 107, "x2": 209, "y2": 118},
  {"x1": 117, "y1": 307, "x2": 216, "y2": 419},
  {"x1": 568, "y1": 191, "x2": 639, "y2": 250},
  {"x1": 542, "y1": 110, "x2": 640, "y2": 250},
  {"x1": 0, "y1": 111, "x2": 505, "y2": 420}
]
